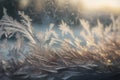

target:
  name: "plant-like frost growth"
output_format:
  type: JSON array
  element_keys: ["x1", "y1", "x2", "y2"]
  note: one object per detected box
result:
[{"x1": 0, "y1": 8, "x2": 120, "y2": 80}]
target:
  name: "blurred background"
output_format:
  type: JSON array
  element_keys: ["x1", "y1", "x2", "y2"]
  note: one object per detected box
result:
[{"x1": 0, "y1": 0, "x2": 120, "y2": 27}]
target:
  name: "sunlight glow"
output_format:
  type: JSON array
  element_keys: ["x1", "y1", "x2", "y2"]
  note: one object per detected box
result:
[
  {"x1": 56, "y1": 0, "x2": 120, "y2": 14},
  {"x1": 80, "y1": 0, "x2": 120, "y2": 14},
  {"x1": 18, "y1": 0, "x2": 30, "y2": 9},
  {"x1": 18, "y1": 0, "x2": 120, "y2": 14}
]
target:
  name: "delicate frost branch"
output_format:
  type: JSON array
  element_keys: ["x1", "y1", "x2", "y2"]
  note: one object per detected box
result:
[{"x1": 0, "y1": 8, "x2": 36, "y2": 44}]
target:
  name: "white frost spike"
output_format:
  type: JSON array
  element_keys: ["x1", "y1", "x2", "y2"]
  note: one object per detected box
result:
[
  {"x1": 18, "y1": 11, "x2": 33, "y2": 34},
  {"x1": 0, "y1": 8, "x2": 36, "y2": 44},
  {"x1": 49, "y1": 23, "x2": 55, "y2": 30},
  {"x1": 59, "y1": 20, "x2": 75, "y2": 38},
  {"x1": 3, "y1": 8, "x2": 7, "y2": 16}
]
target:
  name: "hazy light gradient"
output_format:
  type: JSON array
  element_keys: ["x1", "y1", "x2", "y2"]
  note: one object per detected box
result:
[
  {"x1": 18, "y1": 0, "x2": 120, "y2": 14},
  {"x1": 81, "y1": 0, "x2": 120, "y2": 14}
]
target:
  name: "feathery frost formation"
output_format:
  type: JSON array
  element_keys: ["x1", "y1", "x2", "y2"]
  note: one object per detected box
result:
[{"x1": 0, "y1": 9, "x2": 120, "y2": 80}]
